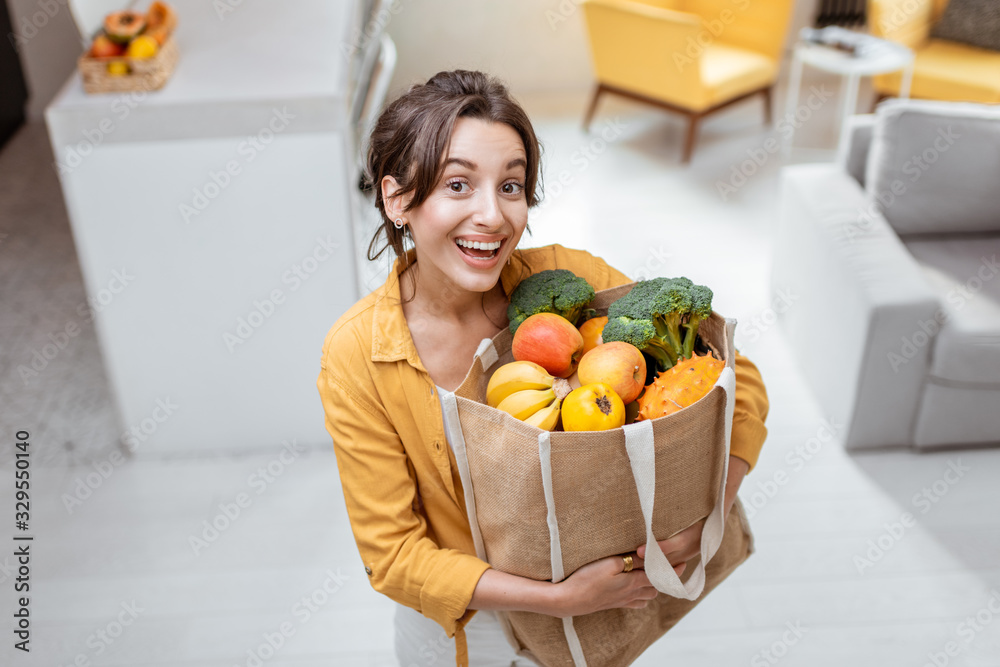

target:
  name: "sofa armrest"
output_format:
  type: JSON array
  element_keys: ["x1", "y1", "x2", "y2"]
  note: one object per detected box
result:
[
  {"x1": 868, "y1": 0, "x2": 934, "y2": 48},
  {"x1": 837, "y1": 114, "x2": 876, "y2": 188},
  {"x1": 771, "y1": 164, "x2": 940, "y2": 449}
]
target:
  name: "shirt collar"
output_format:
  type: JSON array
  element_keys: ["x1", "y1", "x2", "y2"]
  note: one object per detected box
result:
[{"x1": 370, "y1": 247, "x2": 528, "y2": 366}]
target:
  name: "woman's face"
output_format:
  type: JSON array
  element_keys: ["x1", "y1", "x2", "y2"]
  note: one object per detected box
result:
[{"x1": 394, "y1": 117, "x2": 529, "y2": 296}]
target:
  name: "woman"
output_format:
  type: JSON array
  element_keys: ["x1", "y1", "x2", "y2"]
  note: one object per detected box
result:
[{"x1": 317, "y1": 70, "x2": 769, "y2": 666}]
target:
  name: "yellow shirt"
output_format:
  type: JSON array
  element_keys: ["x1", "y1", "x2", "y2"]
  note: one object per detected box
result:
[{"x1": 316, "y1": 244, "x2": 769, "y2": 665}]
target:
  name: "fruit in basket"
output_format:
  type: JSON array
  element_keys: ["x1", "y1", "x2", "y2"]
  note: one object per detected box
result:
[
  {"x1": 89, "y1": 35, "x2": 126, "y2": 58},
  {"x1": 507, "y1": 269, "x2": 596, "y2": 334},
  {"x1": 494, "y1": 379, "x2": 572, "y2": 431},
  {"x1": 601, "y1": 277, "x2": 713, "y2": 374},
  {"x1": 561, "y1": 383, "x2": 626, "y2": 431},
  {"x1": 104, "y1": 11, "x2": 147, "y2": 44},
  {"x1": 511, "y1": 313, "x2": 585, "y2": 379},
  {"x1": 106, "y1": 61, "x2": 130, "y2": 76},
  {"x1": 635, "y1": 353, "x2": 724, "y2": 421},
  {"x1": 577, "y1": 341, "x2": 647, "y2": 404},
  {"x1": 578, "y1": 315, "x2": 607, "y2": 355},
  {"x1": 126, "y1": 35, "x2": 158, "y2": 59},
  {"x1": 486, "y1": 361, "x2": 564, "y2": 408},
  {"x1": 144, "y1": 2, "x2": 178, "y2": 46}
]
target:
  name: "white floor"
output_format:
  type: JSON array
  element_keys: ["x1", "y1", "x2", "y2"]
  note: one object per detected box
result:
[{"x1": 3, "y1": 68, "x2": 1000, "y2": 666}]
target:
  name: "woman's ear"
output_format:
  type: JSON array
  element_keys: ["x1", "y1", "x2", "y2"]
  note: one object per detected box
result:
[{"x1": 381, "y1": 175, "x2": 408, "y2": 223}]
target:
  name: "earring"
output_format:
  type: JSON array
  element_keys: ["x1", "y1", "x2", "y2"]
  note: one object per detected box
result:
[{"x1": 393, "y1": 218, "x2": 404, "y2": 229}]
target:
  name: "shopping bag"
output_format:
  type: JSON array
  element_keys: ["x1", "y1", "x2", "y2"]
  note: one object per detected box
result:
[{"x1": 439, "y1": 282, "x2": 755, "y2": 667}]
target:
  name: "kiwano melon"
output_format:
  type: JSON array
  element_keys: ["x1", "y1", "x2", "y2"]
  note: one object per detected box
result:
[
  {"x1": 635, "y1": 353, "x2": 724, "y2": 421},
  {"x1": 104, "y1": 11, "x2": 147, "y2": 44}
]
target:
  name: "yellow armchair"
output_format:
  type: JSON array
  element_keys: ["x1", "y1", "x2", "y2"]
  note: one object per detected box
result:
[
  {"x1": 869, "y1": 0, "x2": 1000, "y2": 103},
  {"x1": 580, "y1": 0, "x2": 794, "y2": 163}
]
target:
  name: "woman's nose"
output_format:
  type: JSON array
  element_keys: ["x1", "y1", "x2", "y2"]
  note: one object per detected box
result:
[{"x1": 472, "y1": 191, "x2": 504, "y2": 229}]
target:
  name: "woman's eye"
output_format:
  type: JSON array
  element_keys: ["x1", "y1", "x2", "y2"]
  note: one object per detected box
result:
[
  {"x1": 502, "y1": 182, "x2": 524, "y2": 195},
  {"x1": 447, "y1": 180, "x2": 469, "y2": 193}
]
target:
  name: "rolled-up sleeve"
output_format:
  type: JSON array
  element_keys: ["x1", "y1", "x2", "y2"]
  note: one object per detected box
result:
[{"x1": 317, "y1": 364, "x2": 491, "y2": 635}]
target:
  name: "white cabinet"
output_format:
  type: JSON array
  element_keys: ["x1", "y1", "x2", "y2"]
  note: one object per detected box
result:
[{"x1": 45, "y1": 0, "x2": 364, "y2": 455}]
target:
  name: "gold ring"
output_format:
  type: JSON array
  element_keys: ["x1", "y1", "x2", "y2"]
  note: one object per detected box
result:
[{"x1": 621, "y1": 554, "x2": 634, "y2": 573}]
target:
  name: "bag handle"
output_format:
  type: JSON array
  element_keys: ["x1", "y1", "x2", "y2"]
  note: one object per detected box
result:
[{"x1": 622, "y1": 366, "x2": 736, "y2": 600}]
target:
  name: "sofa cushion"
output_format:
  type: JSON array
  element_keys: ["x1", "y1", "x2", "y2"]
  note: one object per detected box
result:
[
  {"x1": 872, "y1": 38, "x2": 1000, "y2": 103},
  {"x1": 903, "y1": 235, "x2": 1000, "y2": 385},
  {"x1": 700, "y1": 43, "x2": 776, "y2": 109},
  {"x1": 930, "y1": 0, "x2": 1000, "y2": 52},
  {"x1": 865, "y1": 99, "x2": 1000, "y2": 235}
]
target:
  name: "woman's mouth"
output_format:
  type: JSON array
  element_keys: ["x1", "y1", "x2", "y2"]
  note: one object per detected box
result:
[{"x1": 455, "y1": 238, "x2": 503, "y2": 261}]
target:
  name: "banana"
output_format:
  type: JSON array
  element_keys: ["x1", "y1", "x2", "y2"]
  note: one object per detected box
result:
[
  {"x1": 496, "y1": 388, "x2": 556, "y2": 421},
  {"x1": 523, "y1": 401, "x2": 562, "y2": 431},
  {"x1": 486, "y1": 361, "x2": 554, "y2": 407}
]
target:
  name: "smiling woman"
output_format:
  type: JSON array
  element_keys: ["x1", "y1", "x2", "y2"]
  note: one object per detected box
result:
[{"x1": 316, "y1": 70, "x2": 770, "y2": 667}]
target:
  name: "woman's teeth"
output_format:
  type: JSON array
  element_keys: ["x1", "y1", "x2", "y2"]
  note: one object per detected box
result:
[{"x1": 455, "y1": 239, "x2": 502, "y2": 250}]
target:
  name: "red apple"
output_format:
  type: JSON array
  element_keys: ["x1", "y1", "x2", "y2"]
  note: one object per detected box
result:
[
  {"x1": 89, "y1": 34, "x2": 126, "y2": 58},
  {"x1": 576, "y1": 341, "x2": 647, "y2": 404},
  {"x1": 512, "y1": 313, "x2": 584, "y2": 379}
]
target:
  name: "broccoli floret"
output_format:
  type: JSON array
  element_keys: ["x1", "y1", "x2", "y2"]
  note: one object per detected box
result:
[
  {"x1": 601, "y1": 276, "x2": 714, "y2": 373},
  {"x1": 682, "y1": 284, "x2": 713, "y2": 358},
  {"x1": 507, "y1": 269, "x2": 597, "y2": 334}
]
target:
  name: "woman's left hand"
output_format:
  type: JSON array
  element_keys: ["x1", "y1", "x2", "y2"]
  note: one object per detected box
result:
[{"x1": 633, "y1": 455, "x2": 750, "y2": 574}]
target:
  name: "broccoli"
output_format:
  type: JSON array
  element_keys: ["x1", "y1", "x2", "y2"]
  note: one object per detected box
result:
[
  {"x1": 507, "y1": 269, "x2": 597, "y2": 334},
  {"x1": 600, "y1": 276, "x2": 713, "y2": 373}
]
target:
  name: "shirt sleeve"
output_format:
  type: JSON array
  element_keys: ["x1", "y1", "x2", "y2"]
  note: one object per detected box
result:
[
  {"x1": 569, "y1": 245, "x2": 770, "y2": 474},
  {"x1": 317, "y1": 361, "x2": 491, "y2": 636}
]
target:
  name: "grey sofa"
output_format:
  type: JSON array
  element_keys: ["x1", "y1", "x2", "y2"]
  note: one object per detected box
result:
[{"x1": 772, "y1": 98, "x2": 1000, "y2": 450}]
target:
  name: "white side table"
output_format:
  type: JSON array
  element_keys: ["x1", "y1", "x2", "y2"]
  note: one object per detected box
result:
[{"x1": 783, "y1": 38, "x2": 913, "y2": 150}]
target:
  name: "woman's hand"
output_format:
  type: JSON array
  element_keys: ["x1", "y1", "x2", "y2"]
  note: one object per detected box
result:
[{"x1": 553, "y1": 554, "x2": 685, "y2": 618}]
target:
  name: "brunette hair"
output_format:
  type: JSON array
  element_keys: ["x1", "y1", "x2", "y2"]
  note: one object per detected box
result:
[{"x1": 364, "y1": 70, "x2": 543, "y2": 266}]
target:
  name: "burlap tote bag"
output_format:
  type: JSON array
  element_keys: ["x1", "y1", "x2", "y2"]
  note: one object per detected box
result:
[{"x1": 439, "y1": 283, "x2": 756, "y2": 667}]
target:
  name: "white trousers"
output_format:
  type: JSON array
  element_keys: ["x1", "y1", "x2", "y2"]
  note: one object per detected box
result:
[{"x1": 394, "y1": 603, "x2": 535, "y2": 667}]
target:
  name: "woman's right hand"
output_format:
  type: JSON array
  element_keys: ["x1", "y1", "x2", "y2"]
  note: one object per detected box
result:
[{"x1": 552, "y1": 554, "x2": 686, "y2": 618}]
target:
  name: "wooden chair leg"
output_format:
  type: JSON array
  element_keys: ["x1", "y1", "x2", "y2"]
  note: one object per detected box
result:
[
  {"x1": 682, "y1": 113, "x2": 700, "y2": 164},
  {"x1": 762, "y1": 86, "x2": 773, "y2": 126},
  {"x1": 582, "y1": 83, "x2": 604, "y2": 132}
]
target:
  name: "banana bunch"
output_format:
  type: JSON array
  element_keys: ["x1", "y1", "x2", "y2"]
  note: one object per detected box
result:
[{"x1": 486, "y1": 361, "x2": 573, "y2": 431}]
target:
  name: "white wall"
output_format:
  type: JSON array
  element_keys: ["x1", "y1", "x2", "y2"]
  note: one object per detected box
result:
[
  {"x1": 385, "y1": 0, "x2": 820, "y2": 99},
  {"x1": 6, "y1": 0, "x2": 85, "y2": 119}
]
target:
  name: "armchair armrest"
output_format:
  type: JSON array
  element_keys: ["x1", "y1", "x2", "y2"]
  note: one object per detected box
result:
[
  {"x1": 772, "y1": 164, "x2": 940, "y2": 449},
  {"x1": 868, "y1": 0, "x2": 934, "y2": 48},
  {"x1": 582, "y1": 0, "x2": 704, "y2": 108}
]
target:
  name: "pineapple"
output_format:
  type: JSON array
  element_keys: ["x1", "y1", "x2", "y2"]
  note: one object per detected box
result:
[{"x1": 635, "y1": 354, "x2": 724, "y2": 421}]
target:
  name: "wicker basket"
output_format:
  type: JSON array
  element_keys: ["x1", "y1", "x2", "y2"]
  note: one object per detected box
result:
[{"x1": 78, "y1": 36, "x2": 178, "y2": 95}]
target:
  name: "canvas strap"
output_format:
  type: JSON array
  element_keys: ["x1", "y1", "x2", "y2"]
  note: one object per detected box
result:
[{"x1": 621, "y1": 366, "x2": 736, "y2": 599}]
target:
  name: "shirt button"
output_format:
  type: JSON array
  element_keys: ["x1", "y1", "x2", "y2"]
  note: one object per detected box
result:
[
  {"x1": 434, "y1": 441, "x2": 442, "y2": 451},
  {"x1": 365, "y1": 566, "x2": 372, "y2": 576}
]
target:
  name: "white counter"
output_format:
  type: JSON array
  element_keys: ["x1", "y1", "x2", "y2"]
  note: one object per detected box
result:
[{"x1": 45, "y1": 0, "x2": 366, "y2": 456}]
